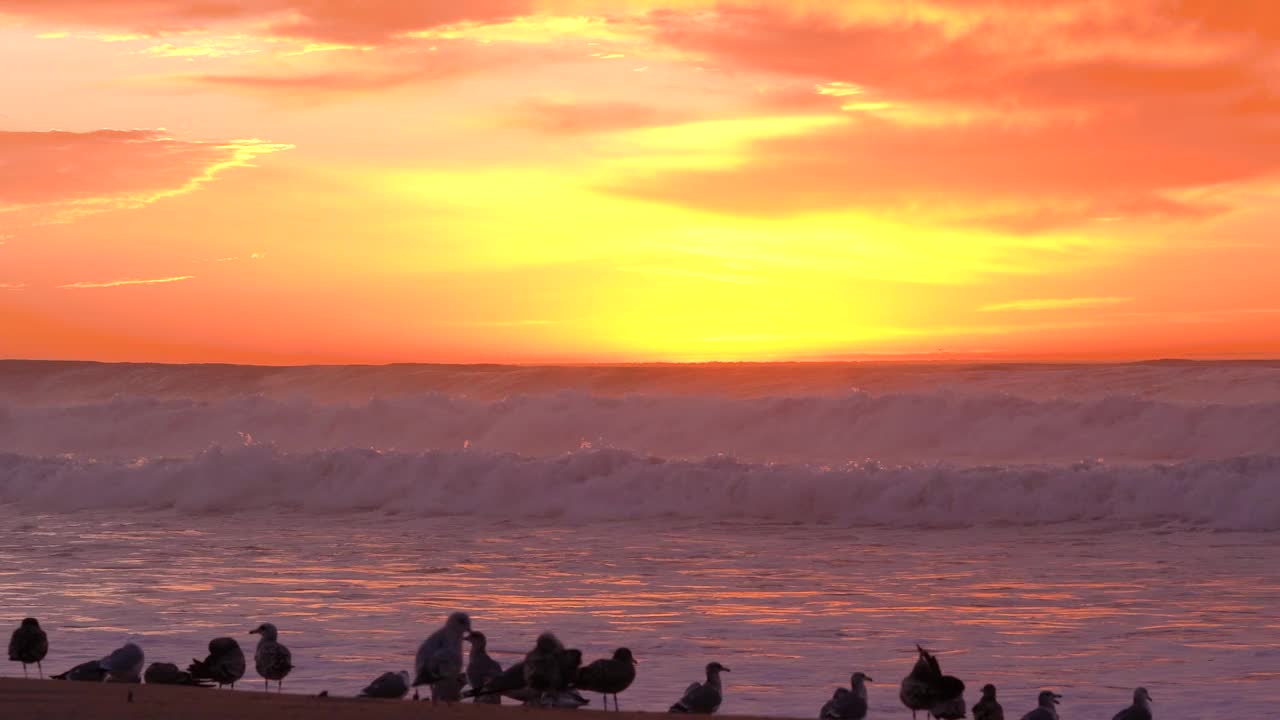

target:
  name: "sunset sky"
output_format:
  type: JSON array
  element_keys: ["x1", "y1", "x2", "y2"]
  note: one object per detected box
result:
[{"x1": 2, "y1": 1, "x2": 1279, "y2": 363}]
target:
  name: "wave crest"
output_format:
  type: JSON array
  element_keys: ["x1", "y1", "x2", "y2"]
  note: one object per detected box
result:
[{"x1": 2, "y1": 446, "x2": 1277, "y2": 530}]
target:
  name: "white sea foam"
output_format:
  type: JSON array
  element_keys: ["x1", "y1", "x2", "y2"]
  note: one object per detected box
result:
[{"x1": 2, "y1": 446, "x2": 1277, "y2": 529}]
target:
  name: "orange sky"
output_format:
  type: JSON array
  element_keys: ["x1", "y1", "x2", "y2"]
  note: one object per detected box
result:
[{"x1": 2, "y1": 1, "x2": 1279, "y2": 363}]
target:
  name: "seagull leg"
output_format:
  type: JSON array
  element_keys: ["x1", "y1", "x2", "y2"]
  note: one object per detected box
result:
[
  {"x1": 38, "y1": 661, "x2": 44, "y2": 679},
  {"x1": 23, "y1": 664, "x2": 29, "y2": 679},
  {"x1": 264, "y1": 679, "x2": 269, "y2": 692}
]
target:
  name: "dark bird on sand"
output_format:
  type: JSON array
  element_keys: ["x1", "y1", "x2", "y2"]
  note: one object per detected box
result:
[
  {"x1": 524, "y1": 632, "x2": 566, "y2": 706},
  {"x1": 466, "y1": 632, "x2": 504, "y2": 705},
  {"x1": 144, "y1": 662, "x2": 213, "y2": 687},
  {"x1": 250, "y1": 623, "x2": 292, "y2": 693},
  {"x1": 1020, "y1": 690, "x2": 1062, "y2": 720},
  {"x1": 359, "y1": 670, "x2": 411, "y2": 699},
  {"x1": 188, "y1": 637, "x2": 246, "y2": 688},
  {"x1": 576, "y1": 647, "x2": 638, "y2": 711},
  {"x1": 900, "y1": 645, "x2": 966, "y2": 719},
  {"x1": 53, "y1": 659, "x2": 108, "y2": 682},
  {"x1": 1111, "y1": 687, "x2": 1153, "y2": 720},
  {"x1": 819, "y1": 672, "x2": 872, "y2": 720},
  {"x1": 669, "y1": 662, "x2": 730, "y2": 714},
  {"x1": 973, "y1": 684, "x2": 1004, "y2": 720},
  {"x1": 8, "y1": 618, "x2": 48, "y2": 679}
]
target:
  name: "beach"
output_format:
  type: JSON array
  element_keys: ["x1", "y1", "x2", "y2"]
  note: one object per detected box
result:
[{"x1": 0, "y1": 678, "x2": 656, "y2": 720}]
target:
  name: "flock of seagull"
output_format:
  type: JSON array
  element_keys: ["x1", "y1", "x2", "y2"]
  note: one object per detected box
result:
[{"x1": 9, "y1": 615, "x2": 1155, "y2": 720}]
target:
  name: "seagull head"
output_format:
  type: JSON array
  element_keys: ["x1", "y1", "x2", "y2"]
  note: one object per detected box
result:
[
  {"x1": 447, "y1": 612, "x2": 472, "y2": 634},
  {"x1": 706, "y1": 662, "x2": 730, "y2": 675},
  {"x1": 21, "y1": 617, "x2": 40, "y2": 629},
  {"x1": 1134, "y1": 687, "x2": 1152, "y2": 705},
  {"x1": 614, "y1": 647, "x2": 637, "y2": 665},
  {"x1": 851, "y1": 672, "x2": 873, "y2": 685},
  {"x1": 980, "y1": 684, "x2": 997, "y2": 699},
  {"x1": 1038, "y1": 690, "x2": 1062, "y2": 707},
  {"x1": 465, "y1": 631, "x2": 487, "y2": 649},
  {"x1": 249, "y1": 623, "x2": 278, "y2": 641}
]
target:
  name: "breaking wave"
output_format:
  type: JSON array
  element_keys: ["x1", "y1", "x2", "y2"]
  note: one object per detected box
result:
[
  {"x1": 2, "y1": 446, "x2": 1277, "y2": 530},
  {"x1": 3, "y1": 391, "x2": 1280, "y2": 464}
]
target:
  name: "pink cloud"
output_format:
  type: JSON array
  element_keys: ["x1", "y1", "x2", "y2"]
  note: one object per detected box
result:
[{"x1": 0, "y1": 129, "x2": 289, "y2": 215}]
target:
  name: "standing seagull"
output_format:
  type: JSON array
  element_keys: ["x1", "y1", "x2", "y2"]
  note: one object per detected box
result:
[
  {"x1": 8, "y1": 618, "x2": 48, "y2": 679},
  {"x1": 101, "y1": 642, "x2": 145, "y2": 683},
  {"x1": 466, "y1": 632, "x2": 503, "y2": 705},
  {"x1": 360, "y1": 670, "x2": 411, "y2": 699},
  {"x1": 820, "y1": 672, "x2": 872, "y2": 720},
  {"x1": 188, "y1": 637, "x2": 246, "y2": 688},
  {"x1": 576, "y1": 648, "x2": 638, "y2": 711},
  {"x1": 900, "y1": 645, "x2": 966, "y2": 720},
  {"x1": 413, "y1": 612, "x2": 471, "y2": 703},
  {"x1": 1112, "y1": 688, "x2": 1153, "y2": 720},
  {"x1": 973, "y1": 684, "x2": 1004, "y2": 720},
  {"x1": 250, "y1": 623, "x2": 293, "y2": 693},
  {"x1": 669, "y1": 662, "x2": 730, "y2": 714},
  {"x1": 1021, "y1": 691, "x2": 1062, "y2": 720}
]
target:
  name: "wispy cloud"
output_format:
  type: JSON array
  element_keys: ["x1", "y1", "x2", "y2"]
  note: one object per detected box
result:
[
  {"x1": 59, "y1": 275, "x2": 195, "y2": 289},
  {"x1": 458, "y1": 319, "x2": 557, "y2": 327},
  {"x1": 980, "y1": 296, "x2": 1134, "y2": 312},
  {"x1": 0, "y1": 282, "x2": 25, "y2": 289}
]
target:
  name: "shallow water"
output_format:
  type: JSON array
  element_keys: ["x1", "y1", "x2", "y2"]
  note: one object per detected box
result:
[
  {"x1": 2, "y1": 511, "x2": 1277, "y2": 718},
  {"x1": 1, "y1": 360, "x2": 1278, "y2": 718}
]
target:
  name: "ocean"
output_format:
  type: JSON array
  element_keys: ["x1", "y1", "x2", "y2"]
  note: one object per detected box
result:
[{"x1": 1, "y1": 360, "x2": 1277, "y2": 718}]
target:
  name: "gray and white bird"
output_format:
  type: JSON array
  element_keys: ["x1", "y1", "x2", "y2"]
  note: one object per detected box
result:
[
  {"x1": 1021, "y1": 690, "x2": 1062, "y2": 720},
  {"x1": 101, "y1": 642, "x2": 145, "y2": 683},
  {"x1": 413, "y1": 612, "x2": 471, "y2": 704},
  {"x1": 819, "y1": 672, "x2": 872, "y2": 720},
  {"x1": 188, "y1": 637, "x2": 246, "y2": 688},
  {"x1": 669, "y1": 661, "x2": 730, "y2": 714},
  {"x1": 576, "y1": 647, "x2": 638, "y2": 711},
  {"x1": 144, "y1": 662, "x2": 213, "y2": 687},
  {"x1": 973, "y1": 684, "x2": 1005, "y2": 720},
  {"x1": 1112, "y1": 687, "x2": 1153, "y2": 720},
  {"x1": 360, "y1": 670, "x2": 411, "y2": 699},
  {"x1": 466, "y1": 632, "x2": 504, "y2": 705},
  {"x1": 8, "y1": 618, "x2": 48, "y2": 679},
  {"x1": 250, "y1": 623, "x2": 293, "y2": 693}
]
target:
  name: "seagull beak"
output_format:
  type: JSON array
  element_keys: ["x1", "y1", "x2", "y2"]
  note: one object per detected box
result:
[
  {"x1": 866, "y1": 677, "x2": 874, "y2": 683},
  {"x1": 248, "y1": 629, "x2": 260, "y2": 635},
  {"x1": 1053, "y1": 694, "x2": 1062, "y2": 703},
  {"x1": 722, "y1": 667, "x2": 731, "y2": 672},
  {"x1": 632, "y1": 658, "x2": 639, "y2": 665}
]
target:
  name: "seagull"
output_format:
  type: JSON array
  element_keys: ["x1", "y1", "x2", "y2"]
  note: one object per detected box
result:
[
  {"x1": 250, "y1": 623, "x2": 293, "y2": 693},
  {"x1": 465, "y1": 632, "x2": 503, "y2": 705},
  {"x1": 188, "y1": 637, "x2": 246, "y2": 688},
  {"x1": 820, "y1": 672, "x2": 872, "y2": 720},
  {"x1": 1021, "y1": 690, "x2": 1062, "y2": 720},
  {"x1": 52, "y1": 659, "x2": 108, "y2": 682},
  {"x1": 1111, "y1": 687, "x2": 1153, "y2": 720},
  {"x1": 144, "y1": 662, "x2": 213, "y2": 687},
  {"x1": 101, "y1": 642, "x2": 145, "y2": 684},
  {"x1": 8, "y1": 618, "x2": 48, "y2": 679},
  {"x1": 900, "y1": 645, "x2": 966, "y2": 719},
  {"x1": 464, "y1": 660, "x2": 528, "y2": 702},
  {"x1": 413, "y1": 611, "x2": 471, "y2": 704},
  {"x1": 576, "y1": 648, "x2": 638, "y2": 711},
  {"x1": 359, "y1": 670, "x2": 411, "y2": 699},
  {"x1": 669, "y1": 661, "x2": 730, "y2": 714},
  {"x1": 973, "y1": 684, "x2": 1004, "y2": 720},
  {"x1": 523, "y1": 632, "x2": 566, "y2": 707}
]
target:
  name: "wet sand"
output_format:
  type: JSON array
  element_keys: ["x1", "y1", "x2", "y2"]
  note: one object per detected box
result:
[{"x1": 0, "y1": 678, "x2": 711, "y2": 720}]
